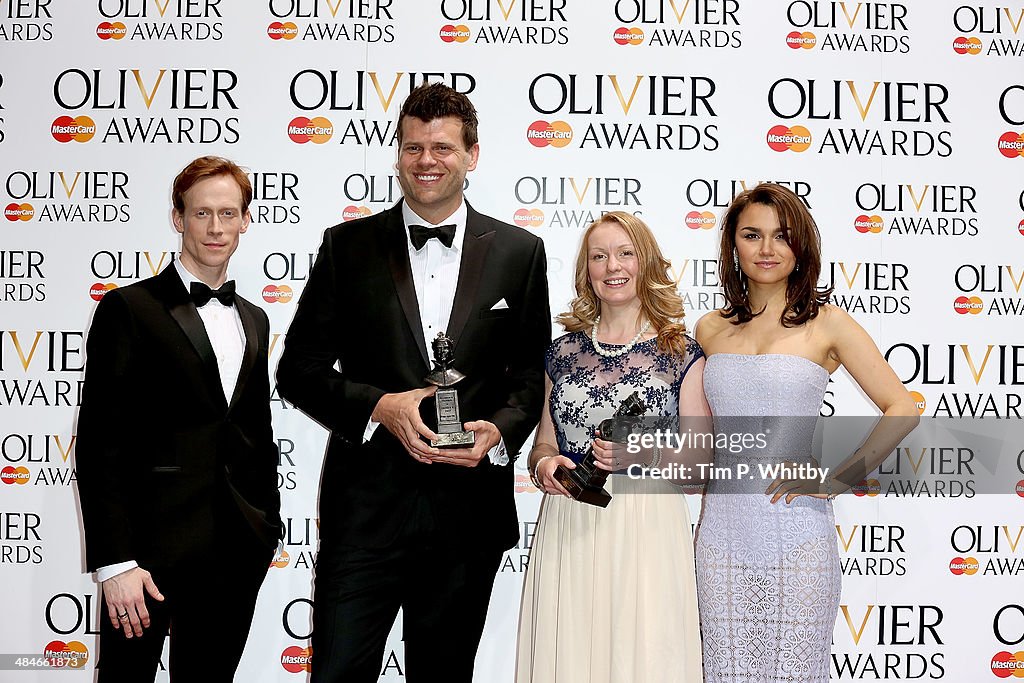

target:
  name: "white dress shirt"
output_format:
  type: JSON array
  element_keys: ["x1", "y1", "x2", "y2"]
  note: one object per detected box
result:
[
  {"x1": 363, "y1": 201, "x2": 507, "y2": 465},
  {"x1": 97, "y1": 260, "x2": 247, "y2": 582}
]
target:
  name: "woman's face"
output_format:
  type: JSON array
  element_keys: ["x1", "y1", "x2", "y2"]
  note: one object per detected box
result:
[
  {"x1": 587, "y1": 221, "x2": 640, "y2": 308},
  {"x1": 733, "y1": 203, "x2": 797, "y2": 286}
]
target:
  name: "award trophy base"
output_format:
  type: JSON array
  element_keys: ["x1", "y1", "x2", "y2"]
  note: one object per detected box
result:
[
  {"x1": 553, "y1": 464, "x2": 611, "y2": 508},
  {"x1": 431, "y1": 430, "x2": 475, "y2": 449}
]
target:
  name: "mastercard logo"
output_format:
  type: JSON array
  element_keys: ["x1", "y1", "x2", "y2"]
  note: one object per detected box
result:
[
  {"x1": 851, "y1": 479, "x2": 880, "y2": 497},
  {"x1": 268, "y1": 21, "x2": 298, "y2": 39},
  {"x1": 262, "y1": 284, "x2": 294, "y2": 304},
  {"x1": 613, "y1": 27, "x2": 644, "y2": 45},
  {"x1": 908, "y1": 391, "x2": 926, "y2": 415},
  {"x1": 991, "y1": 651, "x2": 1024, "y2": 678},
  {"x1": 514, "y1": 473, "x2": 538, "y2": 493},
  {"x1": 51, "y1": 116, "x2": 97, "y2": 143},
  {"x1": 952, "y1": 36, "x2": 982, "y2": 55},
  {"x1": 948, "y1": 556, "x2": 979, "y2": 575},
  {"x1": 43, "y1": 640, "x2": 89, "y2": 668},
  {"x1": 1016, "y1": 480, "x2": 1024, "y2": 498},
  {"x1": 786, "y1": 31, "x2": 816, "y2": 49},
  {"x1": 96, "y1": 22, "x2": 127, "y2": 40},
  {"x1": 953, "y1": 295, "x2": 983, "y2": 315},
  {"x1": 89, "y1": 283, "x2": 118, "y2": 302},
  {"x1": 854, "y1": 214, "x2": 884, "y2": 234},
  {"x1": 766, "y1": 125, "x2": 811, "y2": 152},
  {"x1": 685, "y1": 211, "x2": 716, "y2": 230},
  {"x1": 281, "y1": 646, "x2": 313, "y2": 673},
  {"x1": 287, "y1": 116, "x2": 333, "y2": 144},
  {"x1": 998, "y1": 132, "x2": 1024, "y2": 159},
  {"x1": 342, "y1": 205, "x2": 372, "y2": 221},
  {"x1": 513, "y1": 208, "x2": 545, "y2": 228},
  {"x1": 439, "y1": 24, "x2": 471, "y2": 43},
  {"x1": 4, "y1": 202, "x2": 34, "y2": 222},
  {"x1": 1, "y1": 466, "x2": 30, "y2": 485},
  {"x1": 527, "y1": 120, "x2": 573, "y2": 148},
  {"x1": 270, "y1": 548, "x2": 290, "y2": 569}
]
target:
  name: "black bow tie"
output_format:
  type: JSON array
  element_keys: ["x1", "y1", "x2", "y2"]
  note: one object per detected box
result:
[
  {"x1": 408, "y1": 223, "x2": 456, "y2": 250},
  {"x1": 190, "y1": 280, "x2": 236, "y2": 307}
]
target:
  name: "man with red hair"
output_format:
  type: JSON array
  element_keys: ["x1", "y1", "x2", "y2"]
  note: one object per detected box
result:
[{"x1": 77, "y1": 156, "x2": 282, "y2": 682}]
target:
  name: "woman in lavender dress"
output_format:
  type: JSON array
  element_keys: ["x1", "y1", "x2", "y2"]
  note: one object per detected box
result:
[
  {"x1": 694, "y1": 183, "x2": 919, "y2": 682},
  {"x1": 516, "y1": 212, "x2": 709, "y2": 683}
]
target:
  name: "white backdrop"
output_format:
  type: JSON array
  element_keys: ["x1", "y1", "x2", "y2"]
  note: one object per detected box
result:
[{"x1": 2, "y1": 1, "x2": 1024, "y2": 680}]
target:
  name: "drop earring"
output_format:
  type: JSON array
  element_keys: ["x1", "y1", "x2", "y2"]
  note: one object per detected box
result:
[{"x1": 732, "y1": 249, "x2": 739, "y2": 273}]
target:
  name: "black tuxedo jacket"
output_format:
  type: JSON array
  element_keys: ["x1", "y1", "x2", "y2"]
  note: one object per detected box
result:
[
  {"x1": 277, "y1": 201, "x2": 550, "y2": 551},
  {"x1": 76, "y1": 265, "x2": 282, "y2": 573}
]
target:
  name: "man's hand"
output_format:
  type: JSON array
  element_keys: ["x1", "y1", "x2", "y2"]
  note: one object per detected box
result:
[
  {"x1": 428, "y1": 420, "x2": 501, "y2": 467},
  {"x1": 371, "y1": 386, "x2": 440, "y2": 462},
  {"x1": 102, "y1": 567, "x2": 164, "y2": 639}
]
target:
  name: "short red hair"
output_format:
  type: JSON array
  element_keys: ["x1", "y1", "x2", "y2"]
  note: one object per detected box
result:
[{"x1": 171, "y1": 156, "x2": 252, "y2": 214}]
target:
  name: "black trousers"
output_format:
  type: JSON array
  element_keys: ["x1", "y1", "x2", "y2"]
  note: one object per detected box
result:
[
  {"x1": 310, "y1": 537, "x2": 504, "y2": 683},
  {"x1": 95, "y1": 510, "x2": 273, "y2": 683}
]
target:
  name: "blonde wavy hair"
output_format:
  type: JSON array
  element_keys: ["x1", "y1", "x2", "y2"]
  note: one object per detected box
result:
[{"x1": 556, "y1": 211, "x2": 689, "y2": 357}]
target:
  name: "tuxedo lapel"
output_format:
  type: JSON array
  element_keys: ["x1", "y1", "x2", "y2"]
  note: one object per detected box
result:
[
  {"x1": 446, "y1": 205, "x2": 494, "y2": 349},
  {"x1": 157, "y1": 266, "x2": 228, "y2": 410},
  {"x1": 386, "y1": 205, "x2": 430, "y2": 367},
  {"x1": 229, "y1": 299, "x2": 260, "y2": 411}
]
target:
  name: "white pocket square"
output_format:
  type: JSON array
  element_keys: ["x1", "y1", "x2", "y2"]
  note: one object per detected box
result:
[{"x1": 490, "y1": 298, "x2": 509, "y2": 310}]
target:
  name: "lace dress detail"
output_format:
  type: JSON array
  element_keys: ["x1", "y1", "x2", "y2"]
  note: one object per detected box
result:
[
  {"x1": 516, "y1": 331, "x2": 705, "y2": 683},
  {"x1": 696, "y1": 354, "x2": 841, "y2": 683}
]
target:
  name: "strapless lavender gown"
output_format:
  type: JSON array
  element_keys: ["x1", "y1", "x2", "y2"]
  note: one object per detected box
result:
[{"x1": 695, "y1": 354, "x2": 840, "y2": 682}]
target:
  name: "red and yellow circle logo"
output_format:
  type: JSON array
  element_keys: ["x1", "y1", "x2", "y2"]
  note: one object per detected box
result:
[
  {"x1": 268, "y1": 22, "x2": 298, "y2": 40},
  {"x1": 998, "y1": 132, "x2": 1024, "y2": 159},
  {"x1": 270, "y1": 549, "x2": 290, "y2": 569},
  {"x1": 51, "y1": 116, "x2": 96, "y2": 143},
  {"x1": 43, "y1": 641, "x2": 89, "y2": 668},
  {"x1": 851, "y1": 479, "x2": 880, "y2": 497},
  {"x1": 766, "y1": 125, "x2": 811, "y2": 152},
  {"x1": 991, "y1": 651, "x2": 1024, "y2": 678},
  {"x1": 526, "y1": 120, "x2": 573, "y2": 148},
  {"x1": 4, "y1": 203, "x2": 34, "y2": 222},
  {"x1": 953, "y1": 295, "x2": 983, "y2": 315},
  {"x1": 342, "y1": 205, "x2": 372, "y2": 222},
  {"x1": 908, "y1": 391, "x2": 926, "y2": 415},
  {"x1": 685, "y1": 211, "x2": 716, "y2": 230},
  {"x1": 952, "y1": 36, "x2": 982, "y2": 55},
  {"x1": 96, "y1": 21, "x2": 127, "y2": 40},
  {"x1": 786, "y1": 31, "x2": 816, "y2": 49},
  {"x1": 439, "y1": 24, "x2": 471, "y2": 42},
  {"x1": 513, "y1": 208, "x2": 545, "y2": 228},
  {"x1": 262, "y1": 284, "x2": 294, "y2": 304},
  {"x1": 948, "y1": 556, "x2": 979, "y2": 575},
  {"x1": 89, "y1": 283, "x2": 118, "y2": 301},
  {"x1": 287, "y1": 116, "x2": 333, "y2": 144},
  {"x1": 281, "y1": 646, "x2": 313, "y2": 673},
  {"x1": 854, "y1": 215, "x2": 884, "y2": 234},
  {"x1": 1, "y1": 466, "x2": 31, "y2": 485},
  {"x1": 613, "y1": 27, "x2": 644, "y2": 45}
]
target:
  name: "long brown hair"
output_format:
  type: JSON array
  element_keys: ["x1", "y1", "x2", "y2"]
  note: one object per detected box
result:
[
  {"x1": 719, "y1": 183, "x2": 832, "y2": 326},
  {"x1": 557, "y1": 212, "x2": 689, "y2": 356}
]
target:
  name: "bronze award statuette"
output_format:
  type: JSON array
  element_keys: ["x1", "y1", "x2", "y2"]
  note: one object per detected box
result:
[
  {"x1": 553, "y1": 392, "x2": 648, "y2": 508},
  {"x1": 425, "y1": 332, "x2": 475, "y2": 449}
]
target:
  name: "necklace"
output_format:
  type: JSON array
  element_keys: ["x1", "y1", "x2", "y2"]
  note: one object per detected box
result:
[{"x1": 590, "y1": 316, "x2": 652, "y2": 358}]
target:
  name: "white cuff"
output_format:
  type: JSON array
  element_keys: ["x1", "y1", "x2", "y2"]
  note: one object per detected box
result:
[
  {"x1": 362, "y1": 418, "x2": 380, "y2": 443},
  {"x1": 97, "y1": 560, "x2": 138, "y2": 583},
  {"x1": 487, "y1": 438, "x2": 508, "y2": 466}
]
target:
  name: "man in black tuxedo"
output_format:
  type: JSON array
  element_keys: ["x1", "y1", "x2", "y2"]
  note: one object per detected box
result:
[
  {"x1": 76, "y1": 156, "x2": 282, "y2": 682},
  {"x1": 277, "y1": 83, "x2": 551, "y2": 682}
]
